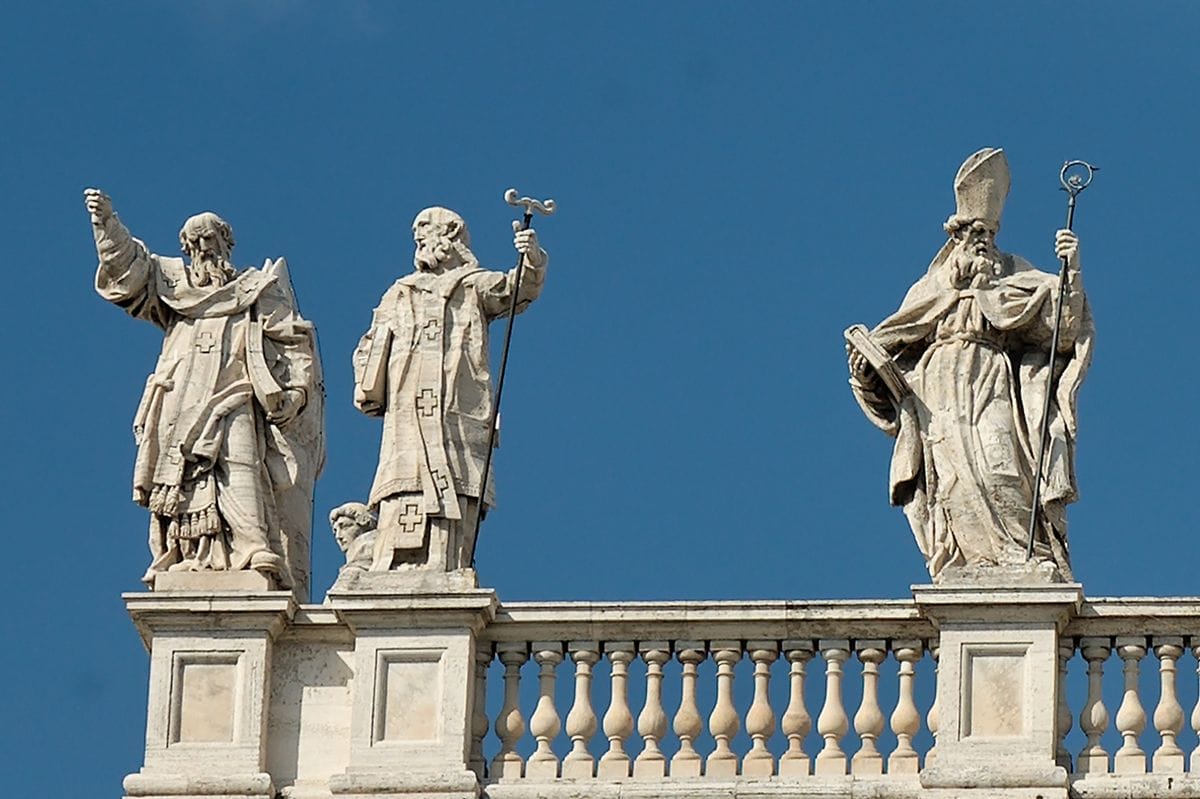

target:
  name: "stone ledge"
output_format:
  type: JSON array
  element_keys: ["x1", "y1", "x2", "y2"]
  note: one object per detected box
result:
[
  {"x1": 481, "y1": 777, "x2": 1071, "y2": 799},
  {"x1": 123, "y1": 770, "x2": 273, "y2": 797},
  {"x1": 123, "y1": 591, "x2": 297, "y2": 648},
  {"x1": 330, "y1": 768, "x2": 479, "y2": 798},
  {"x1": 328, "y1": 588, "x2": 499, "y2": 633},
  {"x1": 486, "y1": 599, "x2": 934, "y2": 643},
  {"x1": 1072, "y1": 773, "x2": 1200, "y2": 799}
]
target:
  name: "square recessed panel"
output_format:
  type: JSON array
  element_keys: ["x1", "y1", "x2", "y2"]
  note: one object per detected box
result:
[
  {"x1": 171, "y1": 654, "x2": 240, "y2": 744},
  {"x1": 962, "y1": 646, "x2": 1028, "y2": 738},
  {"x1": 373, "y1": 650, "x2": 443, "y2": 744}
]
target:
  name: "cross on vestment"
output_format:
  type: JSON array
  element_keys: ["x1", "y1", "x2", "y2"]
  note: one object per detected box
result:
[
  {"x1": 398, "y1": 503, "x2": 423, "y2": 534},
  {"x1": 423, "y1": 319, "x2": 441, "y2": 340},
  {"x1": 431, "y1": 469, "x2": 450, "y2": 497},
  {"x1": 416, "y1": 388, "x2": 439, "y2": 417},
  {"x1": 195, "y1": 331, "x2": 217, "y2": 353}
]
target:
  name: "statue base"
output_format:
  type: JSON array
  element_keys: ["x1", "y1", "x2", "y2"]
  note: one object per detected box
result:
[
  {"x1": 152, "y1": 570, "x2": 276, "y2": 592},
  {"x1": 936, "y1": 560, "x2": 1066, "y2": 587},
  {"x1": 329, "y1": 567, "x2": 479, "y2": 596}
]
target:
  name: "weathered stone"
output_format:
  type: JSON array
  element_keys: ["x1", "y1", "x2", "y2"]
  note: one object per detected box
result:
[
  {"x1": 86, "y1": 189, "x2": 325, "y2": 599},
  {"x1": 846, "y1": 149, "x2": 1092, "y2": 583}
]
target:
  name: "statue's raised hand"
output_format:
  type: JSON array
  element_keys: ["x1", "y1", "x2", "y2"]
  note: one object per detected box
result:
[
  {"x1": 512, "y1": 222, "x2": 546, "y2": 267},
  {"x1": 84, "y1": 188, "x2": 113, "y2": 226},
  {"x1": 1055, "y1": 229, "x2": 1080, "y2": 270}
]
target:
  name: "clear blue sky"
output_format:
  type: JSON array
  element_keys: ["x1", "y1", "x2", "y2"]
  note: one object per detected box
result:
[{"x1": 2, "y1": 2, "x2": 1198, "y2": 794}]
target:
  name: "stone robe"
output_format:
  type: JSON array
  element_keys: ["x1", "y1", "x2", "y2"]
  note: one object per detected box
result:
[
  {"x1": 353, "y1": 261, "x2": 545, "y2": 545},
  {"x1": 851, "y1": 251, "x2": 1092, "y2": 579},
  {"x1": 96, "y1": 232, "x2": 324, "y2": 595}
]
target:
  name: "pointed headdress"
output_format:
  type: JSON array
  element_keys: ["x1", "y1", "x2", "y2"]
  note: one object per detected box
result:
[
  {"x1": 920, "y1": 147, "x2": 1012, "y2": 275},
  {"x1": 953, "y1": 147, "x2": 1010, "y2": 228}
]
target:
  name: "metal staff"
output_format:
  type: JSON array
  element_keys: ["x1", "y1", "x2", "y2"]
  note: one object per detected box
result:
[
  {"x1": 472, "y1": 188, "x2": 557, "y2": 550},
  {"x1": 1025, "y1": 160, "x2": 1097, "y2": 560}
]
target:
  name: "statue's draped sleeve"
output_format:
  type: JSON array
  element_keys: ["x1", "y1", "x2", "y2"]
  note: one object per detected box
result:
[
  {"x1": 475, "y1": 256, "x2": 547, "y2": 321},
  {"x1": 93, "y1": 215, "x2": 171, "y2": 329}
]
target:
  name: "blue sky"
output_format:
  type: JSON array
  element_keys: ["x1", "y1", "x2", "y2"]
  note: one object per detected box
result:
[{"x1": 3, "y1": 2, "x2": 1199, "y2": 793}]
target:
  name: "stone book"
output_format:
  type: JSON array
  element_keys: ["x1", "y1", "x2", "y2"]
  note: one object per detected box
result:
[{"x1": 844, "y1": 323, "x2": 911, "y2": 401}]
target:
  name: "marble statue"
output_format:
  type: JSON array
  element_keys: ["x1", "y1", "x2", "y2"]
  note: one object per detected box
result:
[
  {"x1": 353, "y1": 206, "x2": 547, "y2": 574},
  {"x1": 86, "y1": 189, "x2": 325, "y2": 596},
  {"x1": 329, "y1": 502, "x2": 377, "y2": 575},
  {"x1": 846, "y1": 149, "x2": 1093, "y2": 582}
]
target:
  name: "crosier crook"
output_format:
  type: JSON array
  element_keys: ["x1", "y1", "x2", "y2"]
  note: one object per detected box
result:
[
  {"x1": 1025, "y1": 161, "x2": 1097, "y2": 561},
  {"x1": 471, "y1": 189, "x2": 557, "y2": 556}
]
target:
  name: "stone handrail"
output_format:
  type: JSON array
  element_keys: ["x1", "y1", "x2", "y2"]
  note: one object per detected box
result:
[
  {"x1": 476, "y1": 599, "x2": 939, "y2": 784},
  {"x1": 121, "y1": 588, "x2": 1200, "y2": 799}
]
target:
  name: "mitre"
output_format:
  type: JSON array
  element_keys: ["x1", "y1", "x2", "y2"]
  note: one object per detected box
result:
[{"x1": 954, "y1": 147, "x2": 1010, "y2": 227}]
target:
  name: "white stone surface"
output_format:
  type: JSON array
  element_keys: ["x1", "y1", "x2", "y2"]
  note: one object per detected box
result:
[
  {"x1": 123, "y1": 587, "x2": 1200, "y2": 799},
  {"x1": 87, "y1": 189, "x2": 325, "y2": 599},
  {"x1": 123, "y1": 592, "x2": 295, "y2": 799},
  {"x1": 846, "y1": 149, "x2": 1092, "y2": 582},
  {"x1": 326, "y1": 589, "x2": 497, "y2": 797},
  {"x1": 914, "y1": 583, "x2": 1083, "y2": 793},
  {"x1": 351, "y1": 207, "x2": 547, "y2": 574}
]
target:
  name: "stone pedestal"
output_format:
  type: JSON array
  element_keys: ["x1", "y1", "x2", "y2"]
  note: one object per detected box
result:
[
  {"x1": 914, "y1": 580, "x2": 1084, "y2": 799},
  {"x1": 325, "y1": 587, "x2": 498, "y2": 799},
  {"x1": 121, "y1": 591, "x2": 297, "y2": 799}
]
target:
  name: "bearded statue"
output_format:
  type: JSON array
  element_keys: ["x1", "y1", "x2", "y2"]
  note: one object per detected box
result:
[
  {"x1": 351, "y1": 206, "x2": 547, "y2": 581},
  {"x1": 846, "y1": 149, "x2": 1093, "y2": 582}
]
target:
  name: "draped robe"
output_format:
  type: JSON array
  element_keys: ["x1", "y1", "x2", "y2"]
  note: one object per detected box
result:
[
  {"x1": 353, "y1": 261, "x2": 545, "y2": 532},
  {"x1": 851, "y1": 251, "x2": 1092, "y2": 579},
  {"x1": 95, "y1": 227, "x2": 324, "y2": 595}
]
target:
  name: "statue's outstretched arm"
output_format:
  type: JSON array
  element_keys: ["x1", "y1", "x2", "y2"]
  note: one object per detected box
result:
[{"x1": 86, "y1": 188, "x2": 161, "y2": 323}]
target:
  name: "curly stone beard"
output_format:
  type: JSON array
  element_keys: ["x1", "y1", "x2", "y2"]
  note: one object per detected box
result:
[
  {"x1": 188, "y1": 252, "x2": 235, "y2": 287},
  {"x1": 414, "y1": 233, "x2": 457, "y2": 272},
  {"x1": 948, "y1": 242, "x2": 1002, "y2": 288}
]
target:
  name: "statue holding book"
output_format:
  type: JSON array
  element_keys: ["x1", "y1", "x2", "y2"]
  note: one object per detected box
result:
[{"x1": 845, "y1": 148, "x2": 1093, "y2": 582}]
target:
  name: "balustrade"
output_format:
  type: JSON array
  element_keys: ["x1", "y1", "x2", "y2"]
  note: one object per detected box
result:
[
  {"x1": 469, "y1": 598, "x2": 1200, "y2": 788},
  {"x1": 476, "y1": 601, "x2": 939, "y2": 784}
]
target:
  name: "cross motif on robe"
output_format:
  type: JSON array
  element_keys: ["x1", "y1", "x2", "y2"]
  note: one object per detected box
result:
[
  {"x1": 431, "y1": 469, "x2": 450, "y2": 497},
  {"x1": 398, "y1": 503, "x2": 423, "y2": 534},
  {"x1": 195, "y1": 331, "x2": 217, "y2": 353},
  {"x1": 423, "y1": 319, "x2": 441, "y2": 341},
  {"x1": 417, "y1": 388, "x2": 439, "y2": 417}
]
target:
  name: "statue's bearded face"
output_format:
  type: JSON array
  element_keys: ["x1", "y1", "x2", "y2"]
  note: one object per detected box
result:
[
  {"x1": 949, "y1": 220, "x2": 1001, "y2": 286},
  {"x1": 182, "y1": 225, "x2": 235, "y2": 287},
  {"x1": 412, "y1": 209, "x2": 466, "y2": 272}
]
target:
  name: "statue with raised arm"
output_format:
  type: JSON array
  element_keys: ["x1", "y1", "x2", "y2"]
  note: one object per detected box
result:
[
  {"x1": 352, "y1": 206, "x2": 546, "y2": 578},
  {"x1": 846, "y1": 149, "x2": 1093, "y2": 582},
  {"x1": 86, "y1": 188, "x2": 325, "y2": 597}
]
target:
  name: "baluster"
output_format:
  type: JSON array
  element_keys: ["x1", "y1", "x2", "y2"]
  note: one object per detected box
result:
[
  {"x1": 469, "y1": 644, "x2": 493, "y2": 778},
  {"x1": 563, "y1": 641, "x2": 600, "y2": 778},
  {"x1": 1077, "y1": 637, "x2": 1112, "y2": 774},
  {"x1": 779, "y1": 641, "x2": 814, "y2": 777},
  {"x1": 888, "y1": 640, "x2": 923, "y2": 775},
  {"x1": 743, "y1": 641, "x2": 779, "y2": 777},
  {"x1": 671, "y1": 643, "x2": 706, "y2": 778},
  {"x1": 598, "y1": 642, "x2": 634, "y2": 779},
  {"x1": 1190, "y1": 642, "x2": 1200, "y2": 773},
  {"x1": 852, "y1": 641, "x2": 886, "y2": 775},
  {"x1": 1153, "y1": 637, "x2": 1185, "y2": 773},
  {"x1": 1057, "y1": 641, "x2": 1075, "y2": 771},
  {"x1": 1113, "y1": 637, "x2": 1148, "y2": 774},
  {"x1": 706, "y1": 642, "x2": 743, "y2": 777},
  {"x1": 815, "y1": 639, "x2": 850, "y2": 775},
  {"x1": 633, "y1": 642, "x2": 670, "y2": 778},
  {"x1": 526, "y1": 643, "x2": 564, "y2": 779},
  {"x1": 925, "y1": 641, "x2": 940, "y2": 767},
  {"x1": 491, "y1": 642, "x2": 529, "y2": 779}
]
